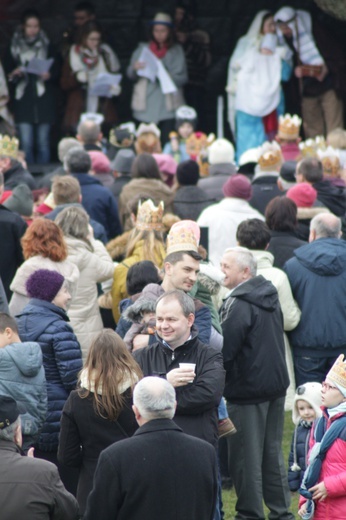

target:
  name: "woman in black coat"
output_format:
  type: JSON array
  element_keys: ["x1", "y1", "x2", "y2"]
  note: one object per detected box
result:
[{"x1": 58, "y1": 329, "x2": 143, "y2": 514}]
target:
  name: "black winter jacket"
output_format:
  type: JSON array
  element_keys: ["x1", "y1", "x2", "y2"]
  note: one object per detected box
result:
[
  {"x1": 133, "y1": 331, "x2": 225, "y2": 446},
  {"x1": 288, "y1": 421, "x2": 312, "y2": 491},
  {"x1": 220, "y1": 275, "x2": 289, "y2": 404},
  {"x1": 16, "y1": 299, "x2": 82, "y2": 451}
]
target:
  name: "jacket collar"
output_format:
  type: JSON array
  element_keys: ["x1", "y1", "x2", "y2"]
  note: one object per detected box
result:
[
  {"x1": 0, "y1": 439, "x2": 24, "y2": 454},
  {"x1": 71, "y1": 173, "x2": 102, "y2": 186},
  {"x1": 155, "y1": 325, "x2": 199, "y2": 352},
  {"x1": 28, "y1": 298, "x2": 70, "y2": 321},
  {"x1": 134, "y1": 418, "x2": 182, "y2": 437}
]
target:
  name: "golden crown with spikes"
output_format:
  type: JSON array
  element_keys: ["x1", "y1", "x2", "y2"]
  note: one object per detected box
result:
[
  {"x1": 136, "y1": 199, "x2": 164, "y2": 231},
  {"x1": 258, "y1": 141, "x2": 283, "y2": 170},
  {"x1": 326, "y1": 354, "x2": 346, "y2": 390},
  {"x1": 278, "y1": 114, "x2": 302, "y2": 140},
  {"x1": 166, "y1": 227, "x2": 198, "y2": 255},
  {"x1": 0, "y1": 135, "x2": 19, "y2": 159},
  {"x1": 317, "y1": 146, "x2": 341, "y2": 178},
  {"x1": 299, "y1": 136, "x2": 327, "y2": 158}
]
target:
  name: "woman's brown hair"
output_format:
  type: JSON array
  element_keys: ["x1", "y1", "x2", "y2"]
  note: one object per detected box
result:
[
  {"x1": 78, "y1": 329, "x2": 143, "y2": 420},
  {"x1": 21, "y1": 218, "x2": 68, "y2": 261}
]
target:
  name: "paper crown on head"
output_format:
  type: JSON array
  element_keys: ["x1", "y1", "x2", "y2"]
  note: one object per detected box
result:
[
  {"x1": 136, "y1": 199, "x2": 164, "y2": 231},
  {"x1": 299, "y1": 136, "x2": 326, "y2": 158},
  {"x1": 136, "y1": 122, "x2": 161, "y2": 138},
  {"x1": 317, "y1": 146, "x2": 341, "y2": 178},
  {"x1": 278, "y1": 114, "x2": 302, "y2": 140},
  {"x1": 0, "y1": 134, "x2": 19, "y2": 159},
  {"x1": 166, "y1": 221, "x2": 199, "y2": 255},
  {"x1": 326, "y1": 354, "x2": 346, "y2": 391},
  {"x1": 258, "y1": 141, "x2": 283, "y2": 171},
  {"x1": 80, "y1": 112, "x2": 104, "y2": 125}
]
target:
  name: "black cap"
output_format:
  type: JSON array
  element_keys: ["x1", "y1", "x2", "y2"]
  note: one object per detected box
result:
[
  {"x1": 280, "y1": 161, "x2": 297, "y2": 183},
  {"x1": 0, "y1": 395, "x2": 20, "y2": 429}
]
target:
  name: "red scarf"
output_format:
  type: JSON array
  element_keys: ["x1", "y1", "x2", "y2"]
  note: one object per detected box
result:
[{"x1": 149, "y1": 40, "x2": 168, "y2": 59}]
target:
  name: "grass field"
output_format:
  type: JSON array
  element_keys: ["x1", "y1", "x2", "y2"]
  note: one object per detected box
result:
[{"x1": 222, "y1": 411, "x2": 300, "y2": 520}]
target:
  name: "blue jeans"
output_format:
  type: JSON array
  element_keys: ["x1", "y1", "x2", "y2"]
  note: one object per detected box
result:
[
  {"x1": 218, "y1": 397, "x2": 228, "y2": 421},
  {"x1": 293, "y1": 353, "x2": 339, "y2": 387},
  {"x1": 17, "y1": 122, "x2": 51, "y2": 164}
]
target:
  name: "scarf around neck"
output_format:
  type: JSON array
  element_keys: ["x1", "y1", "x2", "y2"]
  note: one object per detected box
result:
[
  {"x1": 10, "y1": 26, "x2": 50, "y2": 100},
  {"x1": 149, "y1": 40, "x2": 168, "y2": 59}
]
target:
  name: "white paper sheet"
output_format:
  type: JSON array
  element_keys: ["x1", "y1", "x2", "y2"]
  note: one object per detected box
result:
[
  {"x1": 89, "y1": 73, "x2": 122, "y2": 97},
  {"x1": 156, "y1": 60, "x2": 177, "y2": 94},
  {"x1": 136, "y1": 47, "x2": 158, "y2": 82},
  {"x1": 24, "y1": 58, "x2": 54, "y2": 75}
]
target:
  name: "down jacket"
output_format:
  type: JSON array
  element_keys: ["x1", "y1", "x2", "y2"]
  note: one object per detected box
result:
[
  {"x1": 299, "y1": 410, "x2": 346, "y2": 520},
  {"x1": 0, "y1": 341, "x2": 47, "y2": 451},
  {"x1": 65, "y1": 237, "x2": 115, "y2": 359},
  {"x1": 134, "y1": 330, "x2": 225, "y2": 447},
  {"x1": 16, "y1": 299, "x2": 82, "y2": 452},
  {"x1": 288, "y1": 421, "x2": 312, "y2": 492}
]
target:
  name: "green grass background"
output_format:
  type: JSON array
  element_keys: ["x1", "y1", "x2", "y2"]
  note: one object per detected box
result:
[{"x1": 222, "y1": 411, "x2": 300, "y2": 519}]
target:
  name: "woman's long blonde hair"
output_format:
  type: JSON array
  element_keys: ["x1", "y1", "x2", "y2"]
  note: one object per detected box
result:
[
  {"x1": 125, "y1": 228, "x2": 165, "y2": 264},
  {"x1": 78, "y1": 329, "x2": 143, "y2": 420}
]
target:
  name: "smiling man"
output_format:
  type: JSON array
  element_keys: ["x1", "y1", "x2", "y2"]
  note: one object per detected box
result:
[{"x1": 133, "y1": 290, "x2": 225, "y2": 448}]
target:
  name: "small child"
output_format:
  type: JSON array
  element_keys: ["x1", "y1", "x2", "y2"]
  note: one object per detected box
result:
[
  {"x1": 288, "y1": 382, "x2": 322, "y2": 492},
  {"x1": 163, "y1": 105, "x2": 197, "y2": 163},
  {"x1": 298, "y1": 356, "x2": 346, "y2": 519},
  {"x1": 123, "y1": 297, "x2": 157, "y2": 352}
]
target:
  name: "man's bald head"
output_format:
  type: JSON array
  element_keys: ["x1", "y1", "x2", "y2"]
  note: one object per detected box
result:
[{"x1": 309, "y1": 213, "x2": 342, "y2": 242}]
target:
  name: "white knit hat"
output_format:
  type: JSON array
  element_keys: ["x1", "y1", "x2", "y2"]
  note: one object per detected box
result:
[
  {"x1": 208, "y1": 138, "x2": 235, "y2": 165},
  {"x1": 292, "y1": 382, "x2": 323, "y2": 425}
]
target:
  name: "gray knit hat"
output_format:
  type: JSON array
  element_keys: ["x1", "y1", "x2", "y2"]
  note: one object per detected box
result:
[
  {"x1": 111, "y1": 149, "x2": 136, "y2": 173},
  {"x1": 3, "y1": 184, "x2": 33, "y2": 217}
]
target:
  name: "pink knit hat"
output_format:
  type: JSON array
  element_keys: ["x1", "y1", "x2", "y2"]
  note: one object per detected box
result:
[
  {"x1": 286, "y1": 182, "x2": 317, "y2": 208},
  {"x1": 222, "y1": 174, "x2": 252, "y2": 200},
  {"x1": 88, "y1": 151, "x2": 111, "y2": 173}
]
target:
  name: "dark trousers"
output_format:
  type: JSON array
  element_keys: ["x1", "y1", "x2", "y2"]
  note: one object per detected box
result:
[
  {"x1": 293, "y1": 353, "x2": 340, "y2": 387},
  {"x1": 227, "y1": 398, "x2": 294, "y2": 520}
]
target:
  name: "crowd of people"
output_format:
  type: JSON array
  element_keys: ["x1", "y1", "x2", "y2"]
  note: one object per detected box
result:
[{"x1": 0, "y1": 3, "x2": 346, "y2": 520}]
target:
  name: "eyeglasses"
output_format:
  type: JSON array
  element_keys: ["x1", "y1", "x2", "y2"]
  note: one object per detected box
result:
[{"x1": 322, "y1": 381, "x2": 338, "y2": 391}]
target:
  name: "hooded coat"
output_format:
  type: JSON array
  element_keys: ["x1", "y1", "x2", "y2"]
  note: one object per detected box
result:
[
  {"x1": 16, "y1": 299, "x2": 82, "y2": 451},
  {"x1": 221, "y1": 275, "x2": 289, "y2": 404},
  {"x1": 0, "y1": 341, "x2": 47, "y2": 451},
  {"x1": 284, "y1": 238, "x2": 346, "y2": 354}
]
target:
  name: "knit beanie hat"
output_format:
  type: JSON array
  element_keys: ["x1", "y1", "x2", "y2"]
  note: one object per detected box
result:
[
  {"x1": 152, "y1": 154, "x2": 177, "y2": 176},
  {"x1": 111, "y1": 149, "x2": 136, "y2": 173},
  {"x1": 176, "y1": 160, "x2": 200, "y2": 186},
  {"x1": 292, "y1": 382, "x2": 322, "y2": 425},
  {"x1": 26, "y1": 269, "x2": 65, "y2": 302},
  {"x1": 3, "y1": 184, "x2": 33, "y2": 217},
  {"x1": 222, "y1": 174, "x2": 252, "y2": 200},
  {"x1": 286, "y1": 182, "x2": 317, "y2": 208},
  {"x1": 88, "y1": 151, "x2": 111, "y2": 173},
  {"x1": 208, "y1": 138, "x2": 235, "y2": 165}
]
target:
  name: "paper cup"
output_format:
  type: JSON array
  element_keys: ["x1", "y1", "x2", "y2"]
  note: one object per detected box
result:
[{"x1": 179, "y1": 363, "x2": 196, "y2": 383}]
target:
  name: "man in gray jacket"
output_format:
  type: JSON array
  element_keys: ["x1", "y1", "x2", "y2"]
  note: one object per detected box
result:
[{"x1": 0, "y1": 395, "x2": 79, "y2": 520}]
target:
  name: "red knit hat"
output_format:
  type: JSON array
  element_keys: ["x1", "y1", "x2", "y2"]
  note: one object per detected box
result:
[
  {"x1": 286, "y1": 182, "x2": 317, "y2": 208},
  {"x1": 222, "y1": 174, "x2": 252, "y2": 200},
  {"x1": 88, "y1": 151, "x2": 111, "y2": 173}
]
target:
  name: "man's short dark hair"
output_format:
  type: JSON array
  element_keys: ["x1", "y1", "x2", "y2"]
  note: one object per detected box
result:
[
  {"x1": 126, "y1": 261, "x2": 161, "y2": 296},
  {"x1": 74, "y1": 1, "x2": 95, "y2": 14},
  {"x1": 297, "y1": 158, "x2": 323, "y2": 183},
  {"x1": 65, "y1": 147, "x2": 91, "y2": 174},
  {"x1": 0, "y1": 313, "x2": 19, "y2": 334},
  {"x1": 236, "y1": 219, "x2": 271, "y2": 250},
  {"x1": 164, "y1": 250, "x2": 202, "y2": 264}
]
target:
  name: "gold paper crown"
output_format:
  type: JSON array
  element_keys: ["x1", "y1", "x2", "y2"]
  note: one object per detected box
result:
[
  {"x1": 326, "y1": 354, "x2": 346, "y2": 390},
  {"x1": 317, "y1": 146, "x2": 341, "y2": 178},
  {"x1": 299, "y1": 136, "x2": 326, "y2": 158},
  {"x1": 0, "y1": 135, "x2": 19, "y2": 159},
  {"x1": 136, "y1": 199, "x2": 164, "y2": 231},
  {"x1": 278, "y1": 114, "x2": 302, "y2": 140},
  {"x1": 258, "y1": 142, "x2": 283, "y2": 171},
  {"x1": 166, "y1": 227, "x2": 198, "y2": 255}
]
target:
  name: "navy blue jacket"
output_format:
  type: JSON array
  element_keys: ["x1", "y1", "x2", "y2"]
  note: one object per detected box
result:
[
  {"x1": 72, "y1": 173, "x2": 122, "y2": 240},
  {"x1": 16, "y1": 299, "x2": 82, "y2": 451},
  {"x1": 284, "y1": 238, "x2": 346, "y2": 355},
  {"x1": 288, "y1": 422, "x2": 312, "y2": 491}
]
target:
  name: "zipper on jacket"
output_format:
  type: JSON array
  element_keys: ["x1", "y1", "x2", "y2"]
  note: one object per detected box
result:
[{"x1": 171, "y1": 352, "x2": 175, "y2": 360}]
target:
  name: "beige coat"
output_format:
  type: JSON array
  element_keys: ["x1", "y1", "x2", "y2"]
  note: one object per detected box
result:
[
  {"x1": 9, "y1": 255, "x2": 80, "y2": 317},
  {"x1": 65, "y1": 237, "x2": 115, "y2": 360}
]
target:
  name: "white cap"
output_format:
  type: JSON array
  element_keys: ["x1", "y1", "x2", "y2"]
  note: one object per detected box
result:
[
  {"x1": 292, "y1": 382, "x2": 323, "y2": 425},
  {"x1": 208, "y1": 138, "x2": 235, "y2": 165}
]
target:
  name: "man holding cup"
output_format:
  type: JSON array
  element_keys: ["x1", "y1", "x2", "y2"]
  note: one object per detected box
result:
[{"x1": 133, "y1": 289, "x2": 225, "y2": 448}]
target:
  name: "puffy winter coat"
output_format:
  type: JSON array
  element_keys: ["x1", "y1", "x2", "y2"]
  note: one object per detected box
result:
[
  {"x1": 284, "y1": 238, "x2": 346, "y2": 355},
  {"x1": 16, "y1": 299, "x2": 82, "y2": 451},
  {"x1": 299, "y1": 410, "x2": 346, "y2": 520},
  {"x1": 65, "y1": 236, "x2": 114, "y2": 359},
  {"x1": 288, "y1": 422, "x2": 312, "y2": 491},
  {"x1": 0, "y1": 341, "x2": 47, "y2": 451}
]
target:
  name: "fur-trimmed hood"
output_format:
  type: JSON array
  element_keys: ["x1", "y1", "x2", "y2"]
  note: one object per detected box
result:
[{"x1": 123, "y1": 297, "x2": 157, "y2": 323}]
